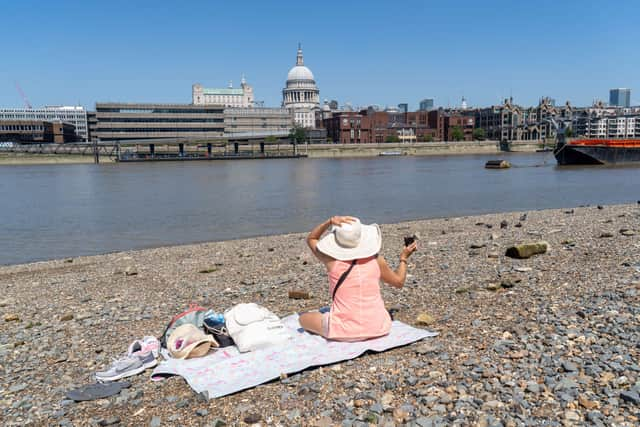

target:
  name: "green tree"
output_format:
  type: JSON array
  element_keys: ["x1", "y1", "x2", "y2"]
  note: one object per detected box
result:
[
  {"x1": 472, "y1": 128, "x2": 486, "y2": 141},
  {"x1": 265, "y1": 135, "x2": 277, "y2": 144},
  {"x1": 564, "y1": 127, "x2": 573, "y2": 138},
  {"x1": 289, "y1": 125, "x2": 307, "y2": 144},
  {"x1": 450, "y1": 126, "x2": 464, "y2": 141},
  {"x1": 385, "y1": 134, "x2": 400, "y2": 143}
]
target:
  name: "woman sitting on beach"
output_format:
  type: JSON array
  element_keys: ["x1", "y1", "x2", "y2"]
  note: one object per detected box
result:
[{"x1": 299, "y1": 216, "x2": 417, "y2": 341}]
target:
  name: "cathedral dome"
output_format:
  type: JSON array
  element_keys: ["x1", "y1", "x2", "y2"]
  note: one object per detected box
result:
[
  {"x1": 286, "y1": 45, "x2": 315, "y2": 83},
  {"x1": 287, "y1": 65, "x2": 314, "y2": 82}
]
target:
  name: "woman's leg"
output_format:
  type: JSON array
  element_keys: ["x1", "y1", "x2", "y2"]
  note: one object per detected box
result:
[{"x1": 298, "y1": 311, "x2": 326, "y2": 336}]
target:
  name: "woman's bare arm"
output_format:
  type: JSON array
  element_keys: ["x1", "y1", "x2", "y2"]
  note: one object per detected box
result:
[{"x1": 378, "y1": 241, "x2": 417, "y2": 288}]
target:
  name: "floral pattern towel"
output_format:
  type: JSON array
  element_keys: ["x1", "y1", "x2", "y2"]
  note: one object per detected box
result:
[{"x1": 151, "y1": 313, "x2": 438, "y2": 399}]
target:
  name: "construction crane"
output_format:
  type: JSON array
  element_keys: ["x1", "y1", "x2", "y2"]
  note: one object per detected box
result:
[{"x1": 14, "y1": 82, "x2": 32, "y2": 109}]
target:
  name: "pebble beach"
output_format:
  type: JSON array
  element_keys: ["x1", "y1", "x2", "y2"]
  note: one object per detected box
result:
[{"x1": 1, "y1": 203, "x2": 639, "y2": 426}]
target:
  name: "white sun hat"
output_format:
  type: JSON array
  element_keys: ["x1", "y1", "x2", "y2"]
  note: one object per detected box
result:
[{"x1": 316, "y1": 217, "x2": 382, "y2": 261}]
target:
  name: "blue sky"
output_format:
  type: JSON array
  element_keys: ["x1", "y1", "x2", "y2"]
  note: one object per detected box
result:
[{"x1": 2, "y1": 0, "x2": 639, "y2": 110}]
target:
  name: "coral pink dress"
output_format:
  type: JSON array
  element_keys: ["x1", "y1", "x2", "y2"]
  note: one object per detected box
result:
[{"x1": 326, "y1": 256, "x2": 391, "y2": 341}]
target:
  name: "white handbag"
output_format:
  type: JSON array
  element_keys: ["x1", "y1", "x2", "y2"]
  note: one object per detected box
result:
[{"x1": 224, "y1": 303, "x2": 291, "y2": 352}]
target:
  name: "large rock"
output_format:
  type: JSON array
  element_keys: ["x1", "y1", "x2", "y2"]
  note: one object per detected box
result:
[{"x1": 505, "y1": 241, "x2": 548, "y2": 259}]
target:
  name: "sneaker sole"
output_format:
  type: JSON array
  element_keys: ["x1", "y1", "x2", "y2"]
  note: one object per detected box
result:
[{"x1": 96, "y1": 358, "x2": 158, "y2": 383}]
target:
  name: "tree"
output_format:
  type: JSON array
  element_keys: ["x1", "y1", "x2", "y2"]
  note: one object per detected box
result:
[
  {"x1": 564, "y1": 127, "x2": 573, "y2": 138},
  {"x1": 385, "y1": 134, "x2": 400, "y2": 143},
  {"x1": 265, "y1": 135, "x2": 277, "y2": 144},
  {"x1": 450, "y1": 126, "x2": 464, "y2": 141},
  {"x1": 472, "y1": 128, "x2": 486, "y2": 141},
  {"x1": 289, "y1": 125, "x2": 306, "y2": 144}
]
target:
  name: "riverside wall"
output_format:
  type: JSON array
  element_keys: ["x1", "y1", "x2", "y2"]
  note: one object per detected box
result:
[{"x1": 300, "y1": 140, "x2": 541, "y2": 158}]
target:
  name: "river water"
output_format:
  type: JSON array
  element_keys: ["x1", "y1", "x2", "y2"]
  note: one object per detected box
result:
[{"x1": 1, "y1": 153, "x2": 638, "y2": 265}]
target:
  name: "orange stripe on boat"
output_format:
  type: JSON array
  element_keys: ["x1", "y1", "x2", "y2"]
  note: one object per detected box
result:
[{"x1": 569, "y1": 139, "x2": 640, "y2": 148}]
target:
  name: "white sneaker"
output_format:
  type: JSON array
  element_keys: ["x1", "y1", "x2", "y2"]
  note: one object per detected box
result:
[{"x1": 128, "y1": 336, "x2": 160, "y2": 358}]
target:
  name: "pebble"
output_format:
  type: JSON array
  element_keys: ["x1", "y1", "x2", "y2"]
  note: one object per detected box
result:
[
  {"x1": 4, "y1": 313, "x2": 20, "y2": 322},
  {"x1": 149, "y1": 416, "x2": 161, "y2": 427},
  {"x1": 196, "y1": 408, "x2": 208, "y2": 416},
  {"x1": 244, "y1": 413, "x2": 261, "y2": 424},
  {"x1": 416, "y1": 313, "x2": 435, "y2": 325}
]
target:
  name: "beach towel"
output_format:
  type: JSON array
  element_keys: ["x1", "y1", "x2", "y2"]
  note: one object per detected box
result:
[{"x1": 151, "y1": 313, "x2": 438, "y2": 399}]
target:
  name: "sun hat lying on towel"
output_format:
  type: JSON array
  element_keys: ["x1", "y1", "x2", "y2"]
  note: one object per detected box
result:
[{"x1": 168, "y1": 324, "x2": 218, "y2": 359}]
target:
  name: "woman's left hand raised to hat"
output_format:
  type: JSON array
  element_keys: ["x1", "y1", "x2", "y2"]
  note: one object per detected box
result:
[{"x1": 330, "y1": 216, "x2": 356, "y2": 226}]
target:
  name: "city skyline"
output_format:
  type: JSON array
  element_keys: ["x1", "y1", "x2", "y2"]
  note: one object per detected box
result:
[{"x1": 2, "y1": 0, "x2": 639, "y2": 110}]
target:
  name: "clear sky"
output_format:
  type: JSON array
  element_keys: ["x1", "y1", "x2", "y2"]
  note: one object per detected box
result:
[{"x1": 2, "y1": 0, "x2": 639, "y2": 110}]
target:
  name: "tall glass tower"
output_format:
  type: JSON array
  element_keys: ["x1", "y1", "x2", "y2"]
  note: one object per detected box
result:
[{"x1": 609, "y1": 88, "x2": 631, "y2": 107}]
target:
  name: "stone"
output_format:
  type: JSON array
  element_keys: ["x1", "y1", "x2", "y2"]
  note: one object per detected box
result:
[
  {"x1": 198, "y1": 267, "x2": 218, "y2": 274},
  {"x1": 488, "y1": 251, "x2": 499, "y2": 259},
  {"x1": 60, "y1": 313, "x2": 74, "y2": 321},
  {"x1": 124, "y1": 266, "x2": 138, "y2": 276},
  {"x1": 288, "y1": 290, "x2": 311, "y2": 299},
  {"x1": 196, "y1": 409, "x2": 208, "y2": 417},
  {"x1": 416, "y1": 313, "x2": 435, "y2": 326},
  {"x1": 4, "y1": 313, "x2": 20, "y2": 322},
  {"x1": 620, "y1": 390, "x2": 640, "y2": 405},
  {"x1": 526, "y1": 382, "x2": 540, "y2": 393},
  {"x1": 562, "y1": 360, "x2": 579, "y2": 372},
  {"x1": 500, "y1": 277, "x2": 521, "y2": 288},
  {"x1": 149, "y1": 416, "x2": 161, "y2": 427},
  {"x1": 578, "y1": 395, "x2": 600, "y2": 410},
  {"x1": 9, "y1": 383, "x2": 27, "y2": 393},
  {"x1": 244, "y1": 413, "x2": 262, "y2": 424},
  {"x1": 599, "y1": 232, "x2": 614, "y2": 238},
  {"x1": 99, "y1": 417, "x2": 121, "y2": 426},
  {"x1": 564, "y1": 410, "x2": 580, "y2": 422},
  {"x1": 470, "y1": 243, "x2": 486, "y2": 249},
  {"x1": 486, "y1": 283, "x2": 500, "y2": 291},
  {"x1": 500, "y1": 220, "x2": 508, "y2": 229},
  {"x1": 620, "y1": 229, "x2": 636, "y2": 236},
  {"x1": 505, "y1": 241, "x2": 548, "y2": 259}
]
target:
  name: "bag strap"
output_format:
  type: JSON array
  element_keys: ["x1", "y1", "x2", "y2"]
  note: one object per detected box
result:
[{"x1": 332, "y1": 260, "x2": 357, "y2": 300}]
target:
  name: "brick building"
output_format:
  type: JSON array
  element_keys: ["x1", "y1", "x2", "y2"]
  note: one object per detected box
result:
[
  {"x1": 324, "y1": 109, "x2": 470, "y2": 143},
  {"x1": 0, "y1": 120, "x2": 77, "y2": 143}
]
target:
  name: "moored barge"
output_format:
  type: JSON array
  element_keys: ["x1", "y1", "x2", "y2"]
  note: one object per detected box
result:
[{"x1": 554, "y1": 139, "x2": 640, "y2": 165}]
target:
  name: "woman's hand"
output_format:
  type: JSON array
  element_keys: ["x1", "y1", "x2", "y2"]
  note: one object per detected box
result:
[
  {"x1": 330, "y1": 216, "x2": 356, "y2": 227},
  {"x1": 400, "y1": 241, "x2": 418, "y2": 261}
]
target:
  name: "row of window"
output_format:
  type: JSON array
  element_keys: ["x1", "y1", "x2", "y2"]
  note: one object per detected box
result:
[
  {"x1": 97, "y1": 108, "x2": 223, "y2": 114},
  {"x1": 95, "y1": 128, "x2": 224, "y2": 133},
  {"x1": 0, "y1": 124, "x2": 44, "y2": 131},
  {"x1": 97, "y1": 118, "x2": 223, "y2": 123}
]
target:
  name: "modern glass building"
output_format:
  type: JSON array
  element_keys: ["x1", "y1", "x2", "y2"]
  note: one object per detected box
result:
[
  {"x1": 609, "y1": 88, "x2": 631, "y2": 107},
  {"x1": 419, "y1": 98, "x2": 434, "y2": 111},
  {"x1": 0, "y1": 106, "x2": 88, "y2": 141}
]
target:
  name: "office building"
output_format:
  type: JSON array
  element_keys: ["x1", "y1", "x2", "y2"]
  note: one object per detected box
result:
[
  {"x1": 419, "y1": 99, "x2": 434, "y2": 111},
  {"x1": 283, "y1": 45, "x2": 320, "y2": 128},
  {"x1": 224, "y1": 107, "x2": 293, "y2": 134},
  {"x1": 92, "y1": 103, "x2": 224, "y2": 141},
  {"x1": 610, "y1": 88, "x2": 631, "y2": 108},
  {"x1": 0, "y1": 106, "x2": 88, "y2": 141},
  {"x1": 192, "y1": 77, "x2": 254, "y2": 108},
  {"x1": 0, "y1": 120, "x2": 76, "y2": 143},
  {"x1": 397, "y1": 103, "x2": 408, "y2": 113}
]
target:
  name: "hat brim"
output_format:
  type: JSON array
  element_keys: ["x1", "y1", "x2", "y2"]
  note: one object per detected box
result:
[
  {"x1": 316, "y1": 223, "x2": 381, "y2": 261},
  {"x1": 176, "y1": 335, "x2": 217, "y2": 359}
]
